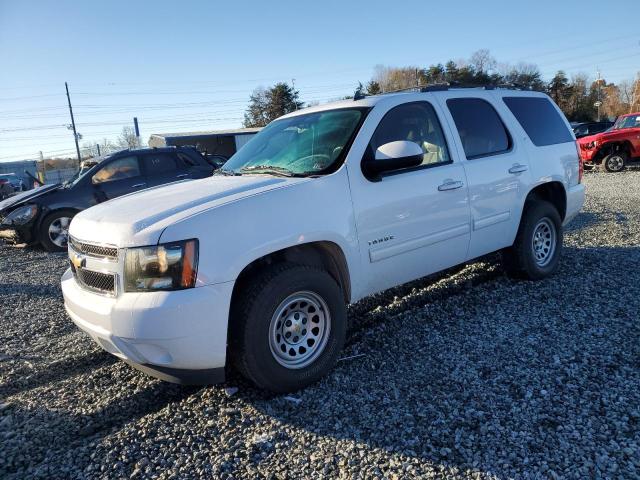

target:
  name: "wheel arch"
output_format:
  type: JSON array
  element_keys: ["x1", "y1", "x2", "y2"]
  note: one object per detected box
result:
[
  {"x1": 524, "y1": 181, "x2": 567, "y2": 221},
  {"x1": 231, "y1": 240, "x2": 352, "y2": 307},
  {"x1": 593, "y1": 140, "x2": 633, "y2": 163}
]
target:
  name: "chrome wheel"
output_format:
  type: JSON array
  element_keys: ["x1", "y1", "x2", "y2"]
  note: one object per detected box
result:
[
  {"x1": 269, "y1": 291, "x2": 331, "y2": 369},
  {"x1": 531, "y1": 217, "x2": 556, "y2": 267},
  {"x1": 48, "y1": 217, "x2": 71, "y2": 248},
  {"x1": 606, "y1": 155, "x2": 624, "y2": 172}
]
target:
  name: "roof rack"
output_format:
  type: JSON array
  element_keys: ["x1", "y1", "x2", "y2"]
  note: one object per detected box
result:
[{"x1": 353, "y1": 82, "x2": 530, "y2": 100}]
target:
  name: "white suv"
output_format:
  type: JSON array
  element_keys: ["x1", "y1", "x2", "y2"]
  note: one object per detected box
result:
[{"x1": 62, "y1": 87, "x2": 585, "y2": 392}]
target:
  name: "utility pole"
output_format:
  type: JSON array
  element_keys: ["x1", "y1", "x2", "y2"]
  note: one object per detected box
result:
[
  {"x1": 133, "y1": 117, "x2": 140, "y2": 147},
  {"x1": 65, "y1": 82, "x2": 82, "y2": 165},
  {"x1": 96, "y1": 144, "x2": 101, "y2": 156},
  {"x1": 596, "y1": 70, "x2": 602, "y2": 122},
  {"x1": 291, "y1": 78, "x2": 297, "y2": 110}
]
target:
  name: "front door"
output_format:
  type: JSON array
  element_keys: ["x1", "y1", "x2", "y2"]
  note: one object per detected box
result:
[
  {"x1": 348, "y1": 100, "x2": 471, "y2": 296},
  {"x1": 91, "y1": 155, "x2": 146, "y2": 202}
]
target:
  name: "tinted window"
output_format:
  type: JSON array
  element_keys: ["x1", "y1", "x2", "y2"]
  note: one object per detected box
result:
[
  {"x1": 503, "y1": 97, "x2": 574, "y2": 146},
  {"x1": 92, "y1": 156, "x2": 140, "y2": 184},
  {"x1": 143, "y1": 153, "x2": 178, "y2": 175},
  {"x1": 447, "y1": 98, "x2": 510, "y2": 159},
  {"x1": 370, "y1": 102, "x2": 450, "y2": 167},
  {"x1": 177, "y1": 152, "x2": 198, "y2": 167}
]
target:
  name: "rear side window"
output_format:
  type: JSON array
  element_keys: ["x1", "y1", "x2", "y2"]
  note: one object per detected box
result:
[
  {"x1": 446, "y1": 98, "x2": 511, "y2": 159},
  {"x1": 142, "y1": 153, "x2": 177, "y2": 175},
  {"x1": 503, "y1": 97, "x2": 574, "y2": 146}
]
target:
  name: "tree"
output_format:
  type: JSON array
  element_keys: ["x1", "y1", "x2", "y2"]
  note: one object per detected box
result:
[
  {"x1": 243, "y1": 82, "x2": 303, "y2": 127},
  {"x1": 81, "y1": 138, "x2": 117, "y2": 158},
  {"x1": 470, "y1": 49, "x2": 496, "y2": 74},
  {"x1": 365, "y1": 80, "x2": 381, "y2": 95},
  {"x1": 500, "y1": 62, "x2": 545, "y2": 91},
  {"x1": 117, "y1": 126, "x2": 141, "y2": 150},
  {"x1": 548, "y1": 71, "x2": 572, "y2": 112}
]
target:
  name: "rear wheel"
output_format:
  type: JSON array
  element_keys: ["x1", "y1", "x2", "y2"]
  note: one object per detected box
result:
[
  {"x1": 501, "y1": 200, "x2": 562, "y2": 280},
  {"x1": 601, "y1": 152, "x2": 627, "y2": 172},
  {"x1": 229, "y1": 264, "x2": 346, "y2": 393},
  {"x1": 40, "y1": 209, "x2": 75, "y2": 252}
]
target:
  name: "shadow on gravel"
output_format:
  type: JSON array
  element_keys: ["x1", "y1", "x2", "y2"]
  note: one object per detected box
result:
[
  {"x1": 0, "y1": 283, "x2": 61, "y2": 297},
  {"x1": 240, "y1": 244, "x2": 640, "y2": 478},
  {"x1": 0, "y1": 381, "x2": 199, "y2": 477},
  {"x1": 0, "y1": 351, "x2": 116, "y2": 397}
]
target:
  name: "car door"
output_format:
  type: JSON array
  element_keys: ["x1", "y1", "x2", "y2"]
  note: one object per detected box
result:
[
  {"x1": 435, "y1": 93, "x2": 533, "y2": 260},
  {"x1": 141, "y1": 152, "x2": 183, "y2": 187},
  {"x1": 91, "y1": 155, "x2": 146, "y2": 202},
  {"x1": 347, "y1": 99, "x2": 471, "y2": 295},
  {"x1": 176, "y1": 151, "x2": 214, "y2": 179}
]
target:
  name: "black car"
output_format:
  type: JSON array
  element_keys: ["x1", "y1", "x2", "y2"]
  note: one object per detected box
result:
[
  {"x1": 0, "y1": 147, "x2": 213, "y2": 251},
  {"x1": 572, "y1": 121, "x2": 614, "y2": 139}
]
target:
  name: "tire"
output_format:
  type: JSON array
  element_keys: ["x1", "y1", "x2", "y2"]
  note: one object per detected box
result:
[
  {"x1": 501, "y1": 200, "x2": 562, "y2": 280},
  {"x1": 229, "y1": 263, "x2": 347, "y2": 393},
  {"x1": 39, "y1": 209, "x2": 75, "y2": 252},
  {"x1": 601, "y1": 152, "x2": 627, "y2": 172}
]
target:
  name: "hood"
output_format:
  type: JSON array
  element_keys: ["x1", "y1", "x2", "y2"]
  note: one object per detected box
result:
[
  {"x1": 0, "y1": 184, "x2": 61, "y2": 212},
  {"x1": 69, "y1": 175, "x2": 307, "y2": 247}
]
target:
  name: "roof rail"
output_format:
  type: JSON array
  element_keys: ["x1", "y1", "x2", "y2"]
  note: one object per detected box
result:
[{"x1": 353, "y1": 82, "x2": 530, "y2": 100}]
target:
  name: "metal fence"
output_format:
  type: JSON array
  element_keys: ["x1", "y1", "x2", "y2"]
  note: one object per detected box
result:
[{"x1": 43, "y1": 168, "x2": 77, "y2": 185}]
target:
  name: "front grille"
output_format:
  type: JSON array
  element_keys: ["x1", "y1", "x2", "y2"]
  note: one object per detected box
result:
[
  {"x1": 69, "y1": 237, "x2": 118, "y2": 260},
  {"x1": 74, "y1": 267, "x2": 116, "y2": 295}
]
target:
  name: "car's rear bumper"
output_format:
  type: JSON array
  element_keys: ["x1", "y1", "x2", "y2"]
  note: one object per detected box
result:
[
  {"x1": 564, "y1": 183, "x2": 585, "y2": 225},
  {"x1": 61, "y1": 268, "x2": 234, "y2": 384}
]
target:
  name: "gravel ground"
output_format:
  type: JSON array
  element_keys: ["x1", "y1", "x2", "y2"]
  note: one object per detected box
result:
[{"x1": 1, "y1": 171, "x2": 639, "y2": 479}]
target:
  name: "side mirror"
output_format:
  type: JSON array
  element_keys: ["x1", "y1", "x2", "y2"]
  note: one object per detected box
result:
[{"x1": 364, "y1": 140, "x2": 423, "y2": 177}]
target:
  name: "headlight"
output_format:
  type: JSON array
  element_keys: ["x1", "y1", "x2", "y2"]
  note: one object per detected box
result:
[
  {"x1": 2, "y1": 204, "x2": 38, "y2": 226},
  {"x1": 124, "y1": 239, "x2": 198, "y2": 292}
]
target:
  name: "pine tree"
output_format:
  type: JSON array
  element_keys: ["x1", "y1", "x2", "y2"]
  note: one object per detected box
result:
[{"x1": 243, "y1": 82, "x2": 303, "y2": 127}]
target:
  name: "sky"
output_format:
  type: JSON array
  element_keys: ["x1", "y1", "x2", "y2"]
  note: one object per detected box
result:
[{"x1": 1, "y1": 0, "x2": 638, "y2": 162}]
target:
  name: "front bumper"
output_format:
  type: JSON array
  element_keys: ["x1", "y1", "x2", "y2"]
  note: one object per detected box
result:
[
  {"x1": 0, "y1": 223, "x2": 35, "y2": 244},
  {"x1": 61, "y1": 268, "x2": 234, "y2": 384}
]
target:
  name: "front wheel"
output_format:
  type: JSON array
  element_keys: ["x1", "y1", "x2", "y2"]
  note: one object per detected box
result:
[
  {"x1": 40, "y1": 209, "x2": 75, "y2": 252},
  {"x1": 229, "y1": 264, "x2": 346, "y2": 393},
  {"x1": 501, "y1": 200, "x2": 562, "y2": 280},
  {"x1": 601, "y1": 152, "x2": 627, "y2": 172}
]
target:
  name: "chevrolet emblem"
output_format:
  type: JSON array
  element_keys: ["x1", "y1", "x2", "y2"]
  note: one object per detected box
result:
[{"x1": 70, "y1": 253, "x2": 86, "y2": 269}]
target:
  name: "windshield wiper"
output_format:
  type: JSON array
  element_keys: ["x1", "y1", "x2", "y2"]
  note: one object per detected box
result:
[
  {"x1": 214, "y1": 168, "x2": 242, "y2": 176},
  {"x1": 240, "y1": 165, "x2": 308, "y2": 178}
]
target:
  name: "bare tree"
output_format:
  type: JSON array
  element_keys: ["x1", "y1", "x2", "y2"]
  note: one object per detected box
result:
[
  {"x1": 117, "y1": 126, "x2": 141, "y2": 150},
  {"x1": 470, "y1": 49, "x2": 497, "y2": 73}
]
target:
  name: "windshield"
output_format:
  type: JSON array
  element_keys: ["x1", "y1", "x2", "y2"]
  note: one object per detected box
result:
[
  {"x1": 222, "y1": 108, "x2": 366, "y2": 176},
  {"x1": 612, "y1": 115, "x2": 640, "y2": 130}
]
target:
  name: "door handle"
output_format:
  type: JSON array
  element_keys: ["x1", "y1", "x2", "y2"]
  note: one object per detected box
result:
[
  {"x1": 508, "y1": 164, "x2": 528, "y2": 174},
  {"x1": 176, "y1": 174, "x2": 189, "y2": 179},
  {"x1": 132, "y1": 183, "x2": 146, "y2": 188},
  {"x1": 438, "y1": 180, "x2": 464, "y2": 191}
]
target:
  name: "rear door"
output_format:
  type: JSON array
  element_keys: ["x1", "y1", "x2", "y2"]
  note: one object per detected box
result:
[
  {"x1": 141, "y1": 152, "x2": 182, "y2": 187},
  {"x1": 90, "y1": 155, "x2": 146, "y2": 201},
  {"x1": 435, "y1": 93, "x2": 533, "y2": 260}
]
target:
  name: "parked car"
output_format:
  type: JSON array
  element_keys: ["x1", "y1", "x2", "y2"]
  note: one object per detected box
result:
[
  {"x1": 62, "y1": 88, "x2": 584, "y2": 392},
  {"x1": 577, "y1": 112, "x2": 640, "y2": 172},
  {"x1": 0, "y1": 173, "x2": 25, "y2": 195},
  {"x1": 0, "y1": 147, "x2": 213, "y2": 251},
  {"x1": 572, "y1": 121, "x2": 613, "y2": 139},
  {"x1": 0, "y1": 176, "x2": 15, "y2": 200}
]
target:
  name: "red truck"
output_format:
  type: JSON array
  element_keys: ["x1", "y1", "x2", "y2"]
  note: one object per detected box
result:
[{"x1": 577, "y1": 112, "x2": 640, "y2": 172}]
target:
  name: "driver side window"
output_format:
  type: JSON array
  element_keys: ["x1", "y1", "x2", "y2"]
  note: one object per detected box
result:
[
  {"x1": 370, "y1": 102, "x2": 451, "y2": 167},
  {"x1": 92, "y1": 156, "x2": 141, "y2": 184}
]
